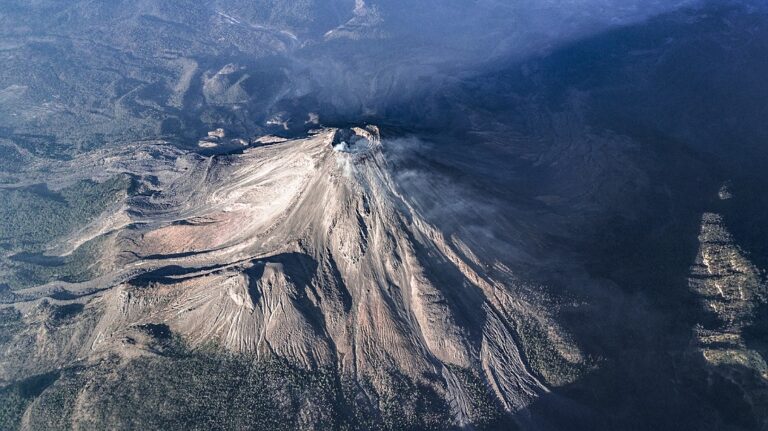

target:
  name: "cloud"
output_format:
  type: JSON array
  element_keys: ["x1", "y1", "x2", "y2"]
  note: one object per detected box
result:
[{"x1": 274, "y1": 0, "x2": 705, "y2": 122}]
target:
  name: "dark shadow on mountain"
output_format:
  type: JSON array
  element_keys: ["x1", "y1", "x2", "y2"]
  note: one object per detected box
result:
[
  {"x1": 244, "y1": 252, "x2": 326, "y2": 330},
  {"x1": 486, "y1": 4, "x2": 768, "y2": 429},
  {"x1": 351, "y1": 3, "x2": 768, "y2": 429}
]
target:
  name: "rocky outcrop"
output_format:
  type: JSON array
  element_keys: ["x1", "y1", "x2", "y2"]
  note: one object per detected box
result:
[{"x1": 0, "y1": 127, "x2": 584, "y2": 429}]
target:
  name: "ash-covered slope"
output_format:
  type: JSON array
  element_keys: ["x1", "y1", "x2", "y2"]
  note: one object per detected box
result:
[
  {"x1": 2, "y1": 2, "x2": 768, "y2": 429},
  {"x1": 0, "y1": 127, "x2": 583, "y2": 429}
]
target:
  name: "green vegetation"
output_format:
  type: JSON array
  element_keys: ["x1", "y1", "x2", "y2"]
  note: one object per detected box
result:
[
  {"x1": 360, "y1": 370, "x2": 451, "y2": 431},
  {"x1": 0, "y1": 176, "x2": 130, "y2": 290},
  {"x1": 0, "y1": 308, "x2": 23, "y2": 346},
  {"x1": 0, "y1": 145, "x2": 27, "y2": 174},
  {"x1": 9, "y1": 346, "x2": 493, "y2": 431},
  {"x1": 0, "y1": 372, "x2": 60, "y2": 431},
  {"x1": 0, "y1": 385, "x2": 27, "y2": 431},
  {"x1": 2, "y1": 234, "x2": 112, "y2": 290},
  {"x1": 0, "y1": 176, "x2": 129, "y2": 251},
  {"x1": 516, "y1": 315, "x2": 587, "y2": 388},
  {"x1": 21, "y1": 352, "x2": 340, "y2": 430},
  {"x1": 445, "y1": 366, "x2": 511, "y2": 430}
]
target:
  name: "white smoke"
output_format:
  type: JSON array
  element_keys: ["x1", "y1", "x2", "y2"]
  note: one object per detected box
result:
[{"x1": 286, "y1": 0, "x2": 706, "y2": 119}]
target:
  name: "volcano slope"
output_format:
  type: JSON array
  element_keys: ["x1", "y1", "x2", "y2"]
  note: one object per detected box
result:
[
  {"x1": 0, "y1": 127, "x2": 586, "y2": 430},
  {"x1": 2, "y1": 3, "x2": 768, "y2": 429}
]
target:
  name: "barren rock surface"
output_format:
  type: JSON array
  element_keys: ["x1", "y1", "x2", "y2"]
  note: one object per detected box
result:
[{"x1": 0, "y1": 127, "x2": 585, "y2": 429}]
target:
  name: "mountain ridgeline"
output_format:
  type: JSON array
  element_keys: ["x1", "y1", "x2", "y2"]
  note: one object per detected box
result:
[{"x1": 1, "y1": 0, "x2": 768, "y2": 430}]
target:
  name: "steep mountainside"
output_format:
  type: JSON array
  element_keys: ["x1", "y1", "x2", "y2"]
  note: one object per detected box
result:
[
  {"x1": 2, "y1": 1, "x2": 768, "y2": 430},
  {"x1": 0, "y1": 128, "x2": 586, "y2": 429}
]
